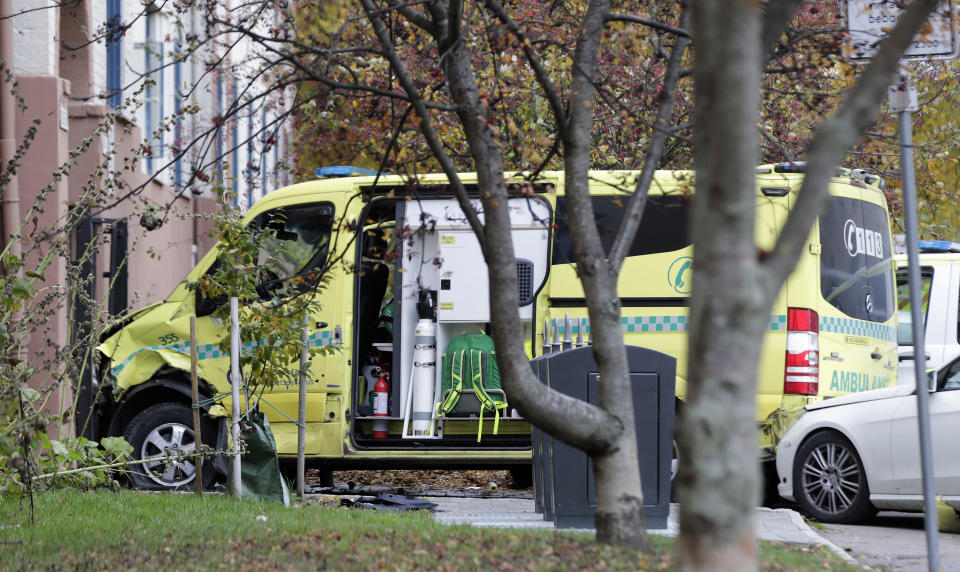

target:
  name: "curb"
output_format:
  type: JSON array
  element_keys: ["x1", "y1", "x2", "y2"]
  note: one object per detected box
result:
[{"x1": 781, "y1": 508, "x2": 856, "y2": 564}]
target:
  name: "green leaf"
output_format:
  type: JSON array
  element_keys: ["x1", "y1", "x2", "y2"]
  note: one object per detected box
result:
[
  {"x1": 19, "y1": 386, "x2": 40, "y2": 404},
  {"x1": 0, "y1": 433, "x2": 18, "y2": 456},
  {"x1": 48, "y1": 439, "x2": 69, "y2": 457},
  {"x1": 2, "y1": 254, "x2": 21, "y2": 270},
  {"x1": 12, "y1": 277, "x2": 33, "y2": 299},
  {"x1": 100, "y1": 436, "x2": 134, "y2": 458}
]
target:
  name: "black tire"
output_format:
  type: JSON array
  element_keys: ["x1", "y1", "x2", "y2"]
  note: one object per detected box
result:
[
  {"x1": 762, "y1": 460, "x2": 785, "y2": 507},
  {"x1": 315, "y1": 469, "x2": 334, "y2": 488},
  {"x1": 123, "y1": 402, "x2": 218, "y2": 491},
  {"x1": 509, "y1": 466, "x2": 533, "y2": 489},
  {"x1": 793, "y1": 430, "x2": 876, "y2": 523},
  {"x1": 279, "y1": 464, "x2": 334, "y2": 488}
]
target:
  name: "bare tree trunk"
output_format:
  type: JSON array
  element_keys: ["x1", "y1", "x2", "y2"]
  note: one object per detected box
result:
[
  {"x1": 562, "y1": 0, "x2": 648, "y2": 547},
  {"x1": 363, "y1": 0, "x2": 650, "y2": 549},
  {"x1": 678, "y1": 1, "x2": 943, "y2": 569},
  {"x1": 678, "y1": 2, "x2": 765, "y2": 570}
]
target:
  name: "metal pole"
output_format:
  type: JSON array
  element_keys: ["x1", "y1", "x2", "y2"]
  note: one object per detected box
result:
[
  {"x1": 542, "y1": 320, "x2": 551, "y2": 355},
  {"x1": 230, "y1": 297, "x2": 242, "y2": 497},
  {"x1": 551, "y1": 318, "x2": 561, "y2": 353},
  {"x1": 899, "y1": 72, "x2": 940, "y2": 572},
  {"x1": 189, "y1": 317, "x2": 204, "y2": 494},
  {"x1": 297, "y1": 321, "x2": 308, "y2": 501}
]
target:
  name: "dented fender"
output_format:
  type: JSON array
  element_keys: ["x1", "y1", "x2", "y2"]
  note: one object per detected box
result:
[
  {"x1": 757, "y1": 396, "x2": 811, "y2": 461},
  {"x1": 97, "y1": 301, "x2": 232, "y2": 408}
]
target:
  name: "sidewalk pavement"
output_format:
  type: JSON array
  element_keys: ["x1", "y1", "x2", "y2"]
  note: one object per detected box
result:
[{"x1": 427, "y1": 497, "x2": 854, "y2": 563}]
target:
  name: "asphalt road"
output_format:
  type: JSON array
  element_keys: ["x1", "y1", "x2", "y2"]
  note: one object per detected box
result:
[{"x1": 816, "y1": 512, "x2": 960, "y2": 571}]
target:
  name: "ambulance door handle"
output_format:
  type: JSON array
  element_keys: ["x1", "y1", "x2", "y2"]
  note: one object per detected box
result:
[
  {"x1": 899, "y1": 352, "x2": 930, "y2": 361},
  {"x1": 871, "y1": 352, "x2": 882, "y2": 360},
  {"x1": 316, "y1": 322, "x2": 328, "y2": 329}
]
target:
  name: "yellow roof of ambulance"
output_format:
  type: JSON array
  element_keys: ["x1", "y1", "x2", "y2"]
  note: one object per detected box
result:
[{"x1": 254, "y1": 165, "x2": 883, "y2": 209}]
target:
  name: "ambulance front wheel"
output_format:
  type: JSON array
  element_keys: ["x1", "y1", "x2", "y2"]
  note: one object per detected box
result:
[{"x1": 123, "y1": 402, "x2": 218, "y2": 491}]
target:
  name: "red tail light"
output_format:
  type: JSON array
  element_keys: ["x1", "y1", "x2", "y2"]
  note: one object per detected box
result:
[{"x1": 784, "y1": 308, "x2": 819, "y2": 395}]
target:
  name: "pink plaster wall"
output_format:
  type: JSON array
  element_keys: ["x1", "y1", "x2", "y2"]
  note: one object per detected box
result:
[
  {"x1": 14, "y1": 77, "x2": 219, "y2": 437},
  {"x1": 16, "y1": 75, "x2": 73, "y2": 436},
  {"x1": 66, "y1": 107, "x2": 219, "y2": 310}
]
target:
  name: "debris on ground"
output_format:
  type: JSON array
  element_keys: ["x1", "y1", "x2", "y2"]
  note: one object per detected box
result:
[
  {"x1": 304, "y1": 469, "x2": 532, "y2": 498},
  {"x1": 339, "y1": 493, "x2": 438, "y2": 512}
]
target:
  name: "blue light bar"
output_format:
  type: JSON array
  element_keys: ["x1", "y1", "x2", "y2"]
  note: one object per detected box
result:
[
  {"x1": 315, "y1": 166, "x2": 383, "y2": 177},
  {"x1": 918, "y1": 240, "x2": 960, "y2": 253},
  {"x1": 773, "y1": 161, "x2": 807, "y2": 173}
]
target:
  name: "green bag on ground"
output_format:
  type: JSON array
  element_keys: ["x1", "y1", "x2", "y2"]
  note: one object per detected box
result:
[
  {"x1": 228, "y1": 410, "x2": 290, "y2": 505},
  {"x1": 438, "y1": 331, "x2": 508, "y2": 441}
]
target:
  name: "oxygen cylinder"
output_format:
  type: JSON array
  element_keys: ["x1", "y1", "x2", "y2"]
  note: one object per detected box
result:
[
  {"x1": 411, "y1": 319, "x2": 437, "y2": 435},
  {"x1": 372, "y1": 370, "x2": 389, "y2": 439}
]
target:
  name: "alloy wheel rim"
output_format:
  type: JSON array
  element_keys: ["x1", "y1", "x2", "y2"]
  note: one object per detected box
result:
[
  {"x1": 800, "y1": 442, "x2": 861, "y2": 515},
  {"x1": 671, "y1": 440, "x2": 679, "y2": 480},
  {"x1": 140, "y1": 422, "x2": 197, "y2": 487}
]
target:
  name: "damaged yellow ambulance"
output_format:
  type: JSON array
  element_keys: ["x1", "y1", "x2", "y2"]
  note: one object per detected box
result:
[{"x1": 90, "y1": 164, "x2": 898, "y2": 490}]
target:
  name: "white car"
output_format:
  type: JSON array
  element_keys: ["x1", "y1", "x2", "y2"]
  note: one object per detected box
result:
[{"x1": 777, "y1": 355, "x2": 960, "y2": 523}]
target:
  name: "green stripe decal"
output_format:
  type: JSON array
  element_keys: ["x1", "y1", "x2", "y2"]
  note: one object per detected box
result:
[
  {"x1": 769, "y1": 315, "x2": 787, "y2": 331},
  {"x1": 622, "y1": 315, "x2": 687, "y2": 332},
  {"x1": 554, "y1": 313, "x2": 893, "y2": 341},
  {"x1": 110, "y1": 329, "x2": 340, "y2": 377},
  {"x1": 820, "y1": 316, "x2": 896, "y2": 342}
]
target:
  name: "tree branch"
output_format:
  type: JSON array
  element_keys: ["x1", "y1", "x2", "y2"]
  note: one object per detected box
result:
[
  {"x1": 387, "y1": 0, "x2": 435, "y2": 33},
  {"x1": 605, "y1": 12, "x2": 691, "y2": 38},
  {"x1": 609, "y1": 1, "x2": 691, "y2": 270},
  {"x1": 360, "y1": 0, "x2": 487, "y2": 243},
  {"x1": 758, "y1": 124, "x2": 796, "y2": 162},
  {"x1": 763, "y1": 0, "x2": 942, "y2": 287},
  {"x1": 761, "y1": 0, "x2": 805, "y2": 56},
  {"x1": 482, "y1": 0, "x2": 569, "y2": 140}
]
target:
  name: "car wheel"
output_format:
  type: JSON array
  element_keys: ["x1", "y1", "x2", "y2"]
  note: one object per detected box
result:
[
  {"x1": 509, "y1": 466, "x2": 533, "y2": 489},
  {"x1": 671, "y1": 438, "x2": 679, "y2": 482},
  {"x1": 670, "y1": 400, "x2": 682, "y2": 501},
  {"x1": 668, "y1": 438, "x2": 680, "y2": 501},
  {"x1": 123, "y1": 402, "x2": 216, "y2": 491},
  {"x1": 793, "y1": 430, "x2": 876, "y2": 523}
]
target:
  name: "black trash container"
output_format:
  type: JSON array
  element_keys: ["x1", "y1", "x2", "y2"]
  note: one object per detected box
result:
[{"x1": 531, "y1": 345, "x2": 675, "y2": 529}]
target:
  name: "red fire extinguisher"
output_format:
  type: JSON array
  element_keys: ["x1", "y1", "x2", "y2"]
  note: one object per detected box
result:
[{"x1": 373, "y1": 369, "x2": 389, "y2": 439}]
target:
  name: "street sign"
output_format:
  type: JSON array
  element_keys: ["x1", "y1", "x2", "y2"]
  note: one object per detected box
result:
[{"x1": 844, "y1": 0, "x2": 957, "y2": 62}]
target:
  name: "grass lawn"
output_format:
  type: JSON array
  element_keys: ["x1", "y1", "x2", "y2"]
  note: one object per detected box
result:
[{"x1": 0, "y1": 490, "x2": 857, "y2": 570}]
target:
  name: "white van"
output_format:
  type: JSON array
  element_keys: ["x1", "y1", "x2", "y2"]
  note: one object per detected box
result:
[{"x1": 896, "y1": 240, "x2": 960, "y2": 382}]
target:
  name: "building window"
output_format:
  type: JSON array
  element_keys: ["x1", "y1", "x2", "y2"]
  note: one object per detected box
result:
[
  {"x1": 231, "y1": 78, "x2": 239, "y2": 202},
  {"x1": 106, "y1": 0, "x2": 122, "y2": 107},
  {"x1": 140, "y1": 5, "x2": 164, "y2": 173},
  {"x1": 173, "y1": 47, "x2": 182, "y2": 190}
]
